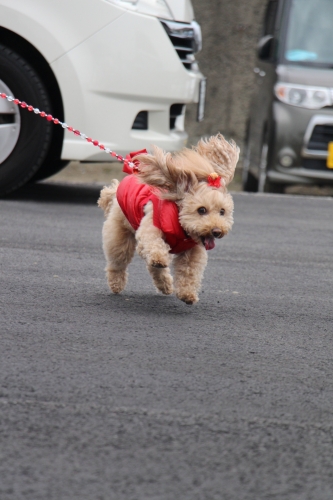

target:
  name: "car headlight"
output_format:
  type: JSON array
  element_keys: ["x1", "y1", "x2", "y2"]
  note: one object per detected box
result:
[
  {"x1": 275, "y1": 83, "x2": 332, "y2": 109},
  {"x1": 106, "y1": 0, "x2": 173, "y2": 19}
]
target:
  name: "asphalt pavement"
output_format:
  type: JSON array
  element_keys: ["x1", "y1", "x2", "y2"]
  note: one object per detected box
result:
[{"x1": 0, "y1": 182, "x2": 333, "y2": 500}]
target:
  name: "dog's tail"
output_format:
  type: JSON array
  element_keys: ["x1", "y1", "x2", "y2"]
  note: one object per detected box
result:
[{"x1": 97, "y1": 179, "x2": 119, "y2": 217}]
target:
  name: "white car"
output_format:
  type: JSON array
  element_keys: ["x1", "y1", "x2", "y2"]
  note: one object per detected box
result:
[{"x1": 0, "y1": 0, "x2": 205, "y2": 195}]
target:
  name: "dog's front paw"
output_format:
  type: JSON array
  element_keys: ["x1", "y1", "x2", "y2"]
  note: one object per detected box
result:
[
  {"x1": 147, "y1": 251, "x2": 170, "y2": 269},
  {"x1": 106, "y1": 269, "x2": 128, "y2": 294},
  {"x1": 151, "y1": 260, "x2": 168, "y2": 269},
  {"x1": 176, "y1": 291, "x2": 199, "y2": 305}
]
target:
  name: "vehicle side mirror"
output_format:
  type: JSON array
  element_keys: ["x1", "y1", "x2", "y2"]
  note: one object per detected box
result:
[{"x1": 257, "y1": 35, "x2": 274, "y2": 61}]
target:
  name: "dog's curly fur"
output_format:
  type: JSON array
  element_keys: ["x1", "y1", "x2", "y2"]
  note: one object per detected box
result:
[{"x1": 98, "y1": 134, "x2": 239, "y2": 305}]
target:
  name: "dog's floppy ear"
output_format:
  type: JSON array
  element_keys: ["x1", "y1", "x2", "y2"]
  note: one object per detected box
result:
[
  {"x1": 134, "y1": 146, "x2": 178, "y2": 191},
  {"x1": 195, "y1": 133, "x2": 240, "y2": 186},
  {"x1": 134, "y1": 146, "x2": 197, "y2": 200}
]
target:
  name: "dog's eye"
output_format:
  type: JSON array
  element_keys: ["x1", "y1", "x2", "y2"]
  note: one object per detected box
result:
[
  {"x1": 220, "y1": 209, "x2": 225, "y2": 216},
  {"x1": 197, "y1": 207, "x2": 207, "y2": 215}
]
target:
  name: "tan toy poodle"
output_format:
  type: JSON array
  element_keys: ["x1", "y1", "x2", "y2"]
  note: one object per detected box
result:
[{"x1": 98, "y1": 134, "x2": 239, "y2": 305}]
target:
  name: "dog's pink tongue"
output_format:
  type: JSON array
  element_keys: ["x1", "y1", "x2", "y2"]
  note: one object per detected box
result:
[{"x1": 204, "y1": 237, "x2": 215, "y2": 250}]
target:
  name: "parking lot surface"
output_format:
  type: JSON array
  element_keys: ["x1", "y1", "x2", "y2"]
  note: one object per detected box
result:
[{"x1": 1, "y1": 184, "x2": 332, "y2": 500}]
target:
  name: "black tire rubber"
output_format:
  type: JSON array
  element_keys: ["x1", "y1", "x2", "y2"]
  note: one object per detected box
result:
[
  {"x1": 243, "y1": 169, "x2": 259, "y2": 192},
  {"x1": 30, "y1": 159, "x2": 70, "y2": 183},
  {"x1": 30, "y1": 111, "x2": 68, "y2": 182},
  {"x1": 0, "y1": 44, "x2": 53, "y2": 196},
  {"x1": 242, "y1": 124, "x2": 259, "y2": 192},
  {"x1": 260, "y1": 137, "x2": 286, "y2": 194},
  {"x1": 255, "y1": 129, "x2": 285, "y2": 194},
  {"x1": 264, "y1": 180, "x2": 286, "y2": 194}
]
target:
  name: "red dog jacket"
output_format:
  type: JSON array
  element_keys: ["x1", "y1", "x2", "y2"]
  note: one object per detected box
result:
[{"x1": 117, "y1": 172, "x2": 197, "y2": 255}]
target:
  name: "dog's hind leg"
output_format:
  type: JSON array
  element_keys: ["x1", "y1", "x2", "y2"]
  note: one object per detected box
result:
[
  {"x1": 173, "y1": 245, "x2": 208, "y2": 304},
  {"x1": 102, "y1": 201, "x2": 136, "y2": 294}
]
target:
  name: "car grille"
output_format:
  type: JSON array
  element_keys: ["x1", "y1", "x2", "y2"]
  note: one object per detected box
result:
[
  {"x1": 308, "y1": 124, "x2": 333, "y2": 150},
  {"x1": 132, "y1": 111, "x2": 148, "y2": 130},
  {"x1": 160, "y1": 20, "x2": 201, "y2": 71},
  {"x1": 170, "y1": 104, "x2": 184, "y2": 130},
  {"x1": 303, "y1": 159, "x2": 331, "y2": 171}
]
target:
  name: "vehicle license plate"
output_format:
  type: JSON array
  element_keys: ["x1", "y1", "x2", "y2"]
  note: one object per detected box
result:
[
  {"x1": 197, "y1": 78, "x2": 206, "y2": 122},
  {"x1": 327, "y1": 142, "x2": 333, "y2": 168}
]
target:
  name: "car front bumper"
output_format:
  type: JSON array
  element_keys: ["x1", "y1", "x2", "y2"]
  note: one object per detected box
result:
[
  {"x1": 50, "y1": 11, "x2": 204, "y2": 161},
  {"x1": 269, "y1": 102, "x2": 333, "y2": 185}
]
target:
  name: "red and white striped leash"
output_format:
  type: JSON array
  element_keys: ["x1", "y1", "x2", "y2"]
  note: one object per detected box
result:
[{"x1": 0, "y1": 92, "x2": 135, "y2": 167}]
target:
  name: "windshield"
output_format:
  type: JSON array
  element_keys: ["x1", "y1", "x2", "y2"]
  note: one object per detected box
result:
[{"x1": 284, "y1": 0, "x2": 333, "y2": 67}]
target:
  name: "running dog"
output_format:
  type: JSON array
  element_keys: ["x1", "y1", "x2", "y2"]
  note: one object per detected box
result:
[{"x1": 98, "y1": 134, "x2": 239, "y2": 305}]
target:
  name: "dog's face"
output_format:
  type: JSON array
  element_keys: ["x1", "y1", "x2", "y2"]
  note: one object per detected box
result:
[
  {"x1": 134, "y1": 134, "x2": 239, "y2": 250},
  {"x1": 178, "y1": 183, "x2": 234, "y2": 250}
]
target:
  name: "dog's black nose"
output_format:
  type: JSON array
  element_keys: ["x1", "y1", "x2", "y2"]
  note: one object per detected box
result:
[{"x1": 212, "y1": 228, "x2": 223, "y2": 238}]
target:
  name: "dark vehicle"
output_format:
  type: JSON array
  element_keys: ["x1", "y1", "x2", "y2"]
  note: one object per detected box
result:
[{"x1": 243, "y1": 0, "x2": 333, "y2": 193}]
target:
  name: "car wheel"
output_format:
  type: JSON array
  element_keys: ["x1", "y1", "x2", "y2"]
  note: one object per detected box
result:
[
  {"x1": 30, "y1": 117, "x2": 68, "y2": 182},
  {"x1": 242, "y1": 124, "x2": 259, "y2": 192},
  {"x1": 258, "y1": 136, "x2": 285, "y2": 194},
  {"x1": 0, "y1": 44, "x2": 53, "y2": 196},
  {"x1": 30, "y1": 159, "x2": 70, "y2": 183}
]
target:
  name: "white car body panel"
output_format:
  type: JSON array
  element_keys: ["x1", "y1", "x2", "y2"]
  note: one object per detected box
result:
[
  {"x1": 0, "y1": 0, "x2": 203, "y2": 161},
  {"x1": 0, "y1": 0, "x2": 124, "y2": 63},
  {"x1": 166, "y1": 0, "x2": 194, "y2": 23}
]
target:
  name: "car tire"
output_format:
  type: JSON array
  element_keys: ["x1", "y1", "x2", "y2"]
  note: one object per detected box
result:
[
  {"x1": 30, "y1": 115, "x2": 68, "y2": 182},
  {"x1": 264, "y1": 179, "x2": 285, "y2": 194},
  {"x1": 258, "y1": 134, "x2": 285, "y2": 194},
  {"x1": 30, "y1": 160, "x2": 70, "y2": 183},
  {"x1": 243, "y1": 167, "x2": 259, "y2": 192},
  {"x1": 0, "y1": 44, "x2": 53, "y2": 196},
  {"x1": 242, "y1": 123, "x2": 259, "y2": 192}
]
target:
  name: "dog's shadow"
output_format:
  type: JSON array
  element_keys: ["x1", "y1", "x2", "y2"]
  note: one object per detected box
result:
[
  {"x1": 92, "y1": 257, "x2": 221, "y2": 319},
  {"x1": 93, "y1": 290, "x2": 203, "y2": 318}
]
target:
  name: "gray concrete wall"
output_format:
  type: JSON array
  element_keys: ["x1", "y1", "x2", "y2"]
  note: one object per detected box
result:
[{"x1": 186, "y1": 0, "x2": 267, "y2": 161}]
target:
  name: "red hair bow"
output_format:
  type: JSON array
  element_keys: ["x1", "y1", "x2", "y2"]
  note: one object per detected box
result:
[
  {"x1": 207, "y1": 172, "x2": 224, "y2": 188},
  {"x1": 123, "y1": 149, "x2": 148, "y2": 174}
]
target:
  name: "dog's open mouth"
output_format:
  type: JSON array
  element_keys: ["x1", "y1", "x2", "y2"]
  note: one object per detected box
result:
[{"x1": 201, "y1": 235, "x2": 215, "y2": 250}]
